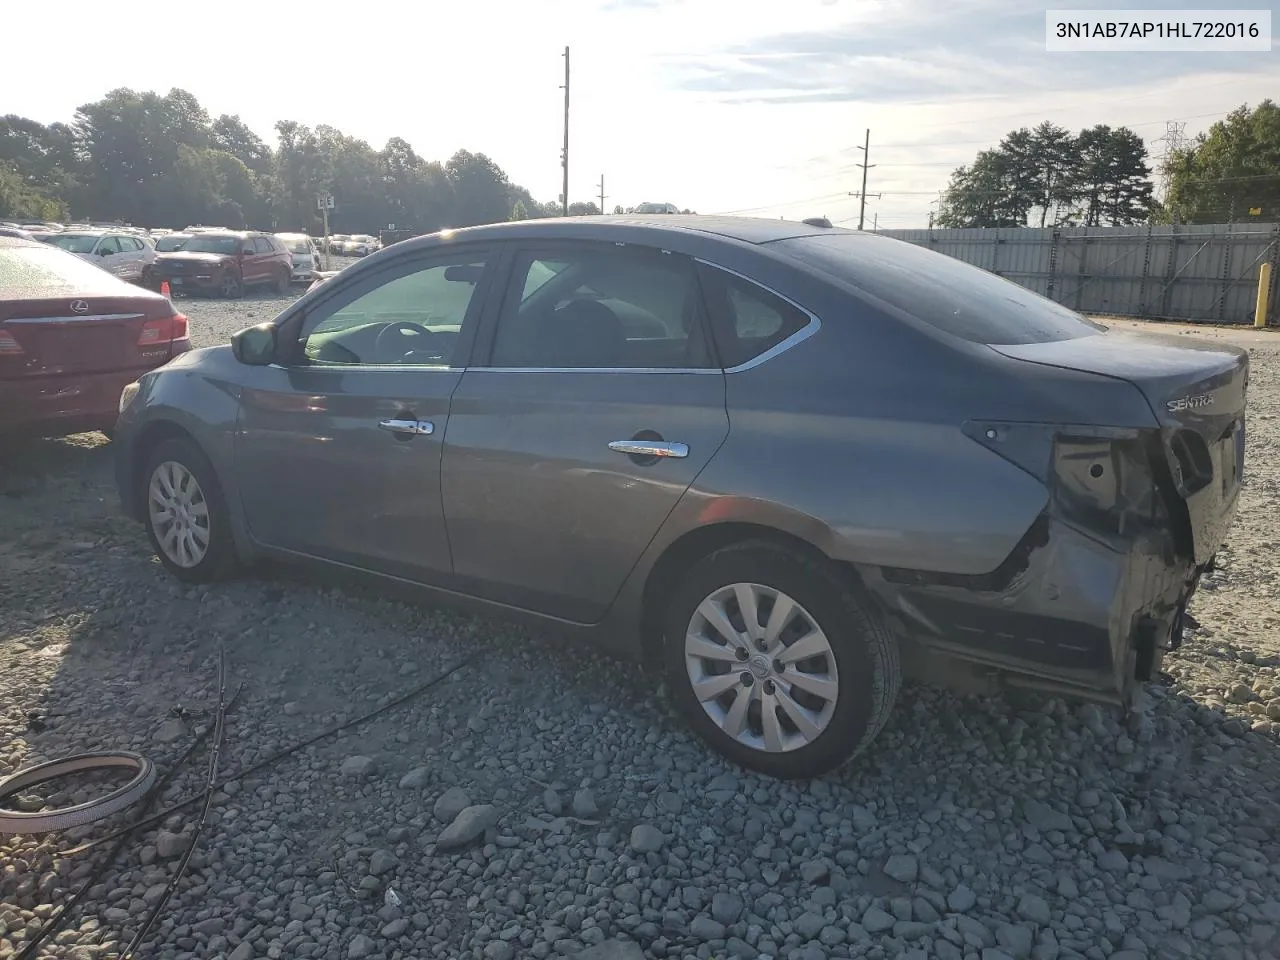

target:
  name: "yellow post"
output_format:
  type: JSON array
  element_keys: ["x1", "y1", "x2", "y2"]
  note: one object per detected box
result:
[{"x1": 1256, "y1": 261, "x2": 1273, "y2": 328}]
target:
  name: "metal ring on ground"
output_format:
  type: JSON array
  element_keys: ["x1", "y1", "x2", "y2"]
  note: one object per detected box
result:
[{"x1": 0, "y1": 752, "x2": 156, "y2": 835}]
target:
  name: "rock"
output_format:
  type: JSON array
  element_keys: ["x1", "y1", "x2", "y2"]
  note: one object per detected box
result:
[
  {"x1": 439, "y1": 804, "x2": 498, "y2": 852},
  {"x1": 339, "y1": 755, "x2": 376, "y2": 777},
  {"x1": 795, "y1": 911, "x2": 826, "y2": 939},
  {"x1": 1023, "y1": 799, "x2": 1073, "y2": 833},
  {"x1": 228, "y1": 943, "x2": 253, "y2": 960},
  {"x1": 574, "y1": 940, "x2": 646, "y2": 959},
  {"x1": 1203, "y1": 889, "x2": 1236, "y2": 913},
  {"x1": 1057, "y1": 874, "x2": 1079, "y2": 898},
  {"x1": 629, "y1": 824, "x2": 665, "y2": 853},
  {"x1": 193, "y1": 917, "x2": 224, "y2": 935},
  {"x1": 884, "y1": 854, "x2": 919, "y2": 883},
  {"x1": 433, "y1": 786, "x2": 472, "y2": 822},
  {"x1": 289, "y1": 900, "x2": 312, "y2": 921},
  {"x1": 483, "y1": 943, "x2": 515, "y2": 960},
  {"x1": 398, "y1": 766, "x2": 430, "y2": 789},
  {"x1": 863, "y1": 906, "x2": 896, "y2": 933},
  {"x1": 691, "y1": 916, "x2": 727, "y2": 940},
  {"x1": 711, "y1": 891, "x2": 744, "y2": 925},
  {"x1": 949, "y1": 884, "x2": 977, "y2": 912},
  {"x1": 1018, "y1": 895, "x2": 1051, "y2": 925},
  {"x1": 800, "y1": 860, "x2": 830, "y2": 884},
  {"x1": 996, "y1": 923, "x2": 1034, "y2": 959},
  {"x1": 369, "y1": 849, "x2": 399, "y2": 876},
  {"x1": 155, "y1": 830, "x2": 190, "y2": 859},
  {"x1": 154, "y1": 718, "x2": 185, "y2": 743},
  {"x1": 543, "y1": 787, "x2": 563, "y2": 814},
  {"x1": 1098, "y1": 849, "x2": 1129, "y2": 874},
  {"x1": 572, "y1": 788, "x2": 599, "y2": 818},
  {"x1": 347, "y1": 934, "x2": 375, "y2": 959},
  {"x1": 1227, "y1": 682, "x2": 1255, "y2": 703}
]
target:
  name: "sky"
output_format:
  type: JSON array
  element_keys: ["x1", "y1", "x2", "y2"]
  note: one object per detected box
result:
[{"x1": 6, "y1": 0, "x2": 1277, "y2": 228}]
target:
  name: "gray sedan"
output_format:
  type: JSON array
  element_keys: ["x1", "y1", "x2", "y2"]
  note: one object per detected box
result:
[{"x1": 113, "y1": 215, "x2": 1247, "y2": 779}]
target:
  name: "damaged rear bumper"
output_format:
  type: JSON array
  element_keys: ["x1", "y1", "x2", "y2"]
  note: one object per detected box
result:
[{"x1": 864, "y1": 514, "x2": 1207, "y2": 706}]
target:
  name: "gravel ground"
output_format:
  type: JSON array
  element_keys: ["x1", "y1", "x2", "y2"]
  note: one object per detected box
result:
[{"x1": 2, "y1": 316, "x2": 1280, "y2": 960}]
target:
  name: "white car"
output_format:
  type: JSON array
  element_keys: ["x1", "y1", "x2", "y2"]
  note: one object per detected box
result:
[
  {"x1": 343, "y1": 234, "x2": 378, "y2": 256},
  {"x1": 43, "y1": 230, "x2": 157, "y2": 285},
  {"x1": 275, "y1": 232, "x2": 323, "y2": 284}
]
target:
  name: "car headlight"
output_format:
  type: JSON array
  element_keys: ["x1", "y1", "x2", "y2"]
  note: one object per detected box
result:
[{"x1": 119, "y1": 381, "x2": 141, "y2": 414}]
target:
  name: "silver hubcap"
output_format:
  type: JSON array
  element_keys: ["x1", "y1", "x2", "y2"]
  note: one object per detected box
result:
[
  {"x1": 684, "y1": 582, "x2": 839, "y2": 753},
  {"x1": 148, "y1": 460, "x2": 211, "y2": 568}
]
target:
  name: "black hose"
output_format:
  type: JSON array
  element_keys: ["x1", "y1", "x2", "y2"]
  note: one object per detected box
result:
[
  {"x1": 13, "y1": 683, "x2": 243, "y2": 960},
  {"x1": 62, "y1": 654, "x2": 478, "y2": 858},
  {"x1": 118, "y1": 643, "x2": 231, "y2": 959}
]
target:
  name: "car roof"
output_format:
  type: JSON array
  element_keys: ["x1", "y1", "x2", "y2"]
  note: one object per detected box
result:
[{"x1": 402, "y1": 215, "x2": 852, "y2": 251}]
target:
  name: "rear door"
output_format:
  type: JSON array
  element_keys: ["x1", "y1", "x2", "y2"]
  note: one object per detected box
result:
[
  {"x1": 440, "y1": 240, "x2": 730, "y2": 622},
  {"x1": 94, "y1": 235, "x2": 126, "y2": 276}
]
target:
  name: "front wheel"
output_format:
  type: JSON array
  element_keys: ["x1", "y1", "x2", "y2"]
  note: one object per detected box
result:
[
  {"x1": 663, "y1": 541, "x2": 900, "y2": 779},
  {"x1": 275, "y1": 269, "x2": 291, "y2": 294},
  {"x1": 141, "y1": 437, "x2": 238, "y2": 583}
]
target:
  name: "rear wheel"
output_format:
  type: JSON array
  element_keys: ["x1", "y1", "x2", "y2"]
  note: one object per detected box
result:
[
  {"x1": 141, "y1": 437, "x2": 238, "y2": 583},
  {"x1": 218, "y1": 271, "x2": 242, "y2": 299},
  {"x1": 663, "y1": 541, "x2": 900, "y2": 779}
]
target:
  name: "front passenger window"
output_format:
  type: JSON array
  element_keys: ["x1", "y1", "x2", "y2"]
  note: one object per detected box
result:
[{"x1": 299, "y1": 257, "x2": 488, "y2": 367}]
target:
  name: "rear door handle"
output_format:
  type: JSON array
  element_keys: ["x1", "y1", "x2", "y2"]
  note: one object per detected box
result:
[
  {"x1": 378, "y1": 418, "x2": 434, "y2": 436},
  {"x1": 608, "y1": 440, "x2": 688, "y2": 458}
]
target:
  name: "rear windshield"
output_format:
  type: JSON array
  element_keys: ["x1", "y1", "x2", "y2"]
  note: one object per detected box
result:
[
  {"x1": 775, "y1": 234, "x2": 1103, "y2": 345},
  {"x1": 183, "y1": 235, "x2": 240, "y2": 254},
  {"x1": 287, "y1": 240, "x2": 310, "y2": 254},
  {"x1": 155, "y1": 235, "x2": 190, "y2": 252},
  {"x1": 0, "y1": 243, "x2": 123, "y2": 293}
]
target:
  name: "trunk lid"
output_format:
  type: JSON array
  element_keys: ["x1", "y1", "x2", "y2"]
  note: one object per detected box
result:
[
  {"x1": 0, "y1": 293, "x2": 177, "y2": 379},
  {"x1": 991, "y1": 328, "x2": 1248, "y2": 564}
]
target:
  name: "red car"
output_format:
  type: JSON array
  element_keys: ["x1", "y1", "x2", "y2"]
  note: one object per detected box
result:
[{"x1": 0, "y1": 236, "x2": 191, "y2": 440}]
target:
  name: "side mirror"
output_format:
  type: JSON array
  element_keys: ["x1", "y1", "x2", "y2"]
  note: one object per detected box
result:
[
  {"x1": 98, "y1": 249, "x2": 111, "y2": 256},
  {"x1": 231, "y1": 323, "x2": 278, "y2": 366}
]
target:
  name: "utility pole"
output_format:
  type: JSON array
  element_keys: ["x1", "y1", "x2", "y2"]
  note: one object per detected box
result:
[
  {"x1": 317, "y1": 192, "x2": 334, "y2": 270},
  {"x1": 598, "y1": 174, "x2": 607, "y2": 215},
  {"x1": 872, "y1": 212, "x2": 878, "y2": 231},
  {"x1": 852, "y1": 129, "x2": 876, "y2": 230},
  {"x1": 560, "y1": 46, "x2": 570, "y2": 217}
]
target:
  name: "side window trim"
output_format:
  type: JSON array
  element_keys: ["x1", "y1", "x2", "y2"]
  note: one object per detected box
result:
[
  {"x1": 470, "y1": 240, "x2": 721, "y2": 374},
  {"x1": 694, "y1": 258, "x2": 822, "y2": 373},
  {"x1": 281, "y1": 245, "x2": 499, "y2": 370}
]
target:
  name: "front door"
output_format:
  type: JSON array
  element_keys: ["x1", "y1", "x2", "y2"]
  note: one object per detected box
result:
[
  {"x1": 441, "y1": 240, "x2": 730, "y2": 622},
  {"x1": 234, "y1": 246, "x2": 496, "y2": 582}
]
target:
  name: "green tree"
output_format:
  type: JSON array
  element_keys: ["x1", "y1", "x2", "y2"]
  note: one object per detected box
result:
[
  {"x1": 445, "y1": 149, "x2": 511, "y2": 226},
  {"x1": 1163, "y1": 100, "x2": 1280, "y2": 224},
  {"x1": 1068, "y1": 125, "x2": 1152, "y2": 226},
  {"x1": 510, "y1": 199, "x2": 529, "y2": 221}
]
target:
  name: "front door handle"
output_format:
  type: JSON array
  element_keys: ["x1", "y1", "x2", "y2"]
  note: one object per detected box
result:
[
  {"x1": 378, "y1": 418, "x2": 434, "y2": 436},
  {"x1": 608, "y1": 439, "x2": 688, "y2": 459}
]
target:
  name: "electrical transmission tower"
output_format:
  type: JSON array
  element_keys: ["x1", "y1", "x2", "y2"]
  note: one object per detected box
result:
[{"x1": 1154, "y1": 119, "x2": 1186, "y2": 203}]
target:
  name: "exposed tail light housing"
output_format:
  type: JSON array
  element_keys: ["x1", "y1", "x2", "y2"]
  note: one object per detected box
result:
[
  {"x1": 0, "y1": 330, "x2": 23, "y2": 355},
  {"x1": 138, "y1": 312, "x2": 190, "y2": 346}
]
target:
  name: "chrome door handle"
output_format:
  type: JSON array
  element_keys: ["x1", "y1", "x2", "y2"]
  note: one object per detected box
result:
[
  {"x1": 378, "y1": 418, "x2": 434, "y2": 436},
  {"x1": 608, "y1": 440, "x2": 689, "y2": 459}
]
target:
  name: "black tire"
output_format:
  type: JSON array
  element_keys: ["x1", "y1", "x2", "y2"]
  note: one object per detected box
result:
[
  {"x1": 275, "y1": 269, "x2": 291, "y2": 294},
  {"x1": 140, "y1": 437, "x2": 238, "y2": 583},
  {"x1": 663, "y1": 541, "x2": 900, "y2": 779},
  {"x1": 219, "y1": 270, "x2": 243, "y2": 299}
]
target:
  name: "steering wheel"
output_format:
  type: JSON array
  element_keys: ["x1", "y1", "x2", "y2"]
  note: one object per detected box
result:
[{"x1": 375, "y1": 320, "x2": 438, "y2": 362}]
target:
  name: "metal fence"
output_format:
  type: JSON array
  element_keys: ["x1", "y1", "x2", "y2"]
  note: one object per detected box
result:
[{"x1": 876, "y1": 222, "x2": 1280, "y2": 324}]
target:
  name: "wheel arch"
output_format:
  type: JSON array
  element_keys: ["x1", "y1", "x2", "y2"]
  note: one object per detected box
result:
[
  {"x1": 125, "y1": 419, "x2": 200, "y2": 518},
  {"x1": 638, "y1": 519, "x2": 866, "y2": 668}
]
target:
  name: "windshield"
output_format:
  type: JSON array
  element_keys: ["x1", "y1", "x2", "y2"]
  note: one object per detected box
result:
[
  {"x1": 287, "y1": 240, "x2": 311, "y2": 254},
  {"x1": 46, "y1": 234, "x2": 100, "y2": 254},
  {"x1": 776, "y1": 233, "x2": 1104, "y2": 345},
  {"x1": 155, "y1": 235, "x2": 190, "y2": 252},
  {"x1": 181, "y1": 235, "x2": 241, "y2": 255},
  {"x1": 0, "y1": 243, "x2": 126, "y2": 292}
]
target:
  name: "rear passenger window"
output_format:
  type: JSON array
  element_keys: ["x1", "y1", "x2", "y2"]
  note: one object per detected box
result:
[
  {"x1": 253, "y1": 237, "x2": 274, "y2": 254},
  {"x1": 702, "y1": 267, "x2": 811, "y2": 369},
  {"x1": 490, "y1": 246, "x2": 714, "y2": 369}
]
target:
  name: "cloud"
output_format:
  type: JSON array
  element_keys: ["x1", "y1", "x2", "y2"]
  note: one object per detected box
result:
[{"x1": 662, "y1": 1, "x2": 1266, "y2": 105}]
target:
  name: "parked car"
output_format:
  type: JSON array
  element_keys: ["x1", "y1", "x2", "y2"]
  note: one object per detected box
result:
[
  {"x1": 275, "y1": 232, "x2": 323, "y2": 283},
  {"x1": 0, "y1": 237, "x2": 190, "y2": 440},
  {"x1": 153, "y1": 233, "x2": 192, "y2": 254},
  {"x1": 633, "y1": 202, "x2": 679, "y2": 214},
  {"x1": 343, "y1": 234, "x2": 378, "y2": 256},
  {"x1": 0, "y1": 226, "x2": 35, "y2": 240},
  {"x1": 326, "y1": 234, "x2": 350, "y2": 255},
  {"x1": 112, "y1": 215, "x2": 1247, "y2": 778},
  {"x1": 150, "y1": 231, "x2": 292, "y2": 298},
  {"x1": 44, "y1": 230, "x2": 157, "y2": 286}
]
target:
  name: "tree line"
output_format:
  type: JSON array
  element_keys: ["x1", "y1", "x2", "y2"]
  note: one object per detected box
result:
[
  {"x1": 0, "y1": 87, "x2": 606, "y2": 233},
  {"x1": 935, "y1": 99, "x2": 1278, "y2": 229}
]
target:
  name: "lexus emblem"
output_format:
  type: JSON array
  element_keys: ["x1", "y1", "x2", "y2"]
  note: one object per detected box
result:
[{"x1": 70, "y1": 300, "x2": 89, "y2": 314}]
